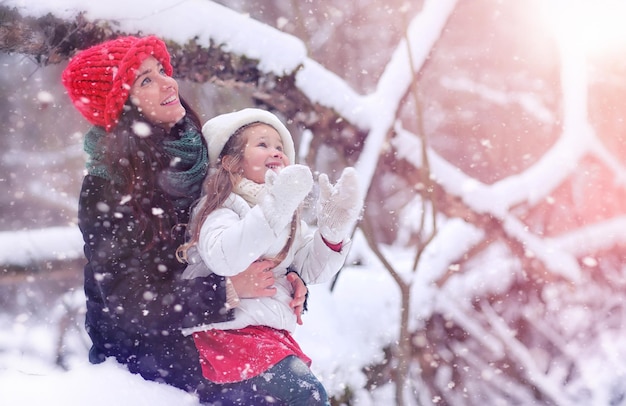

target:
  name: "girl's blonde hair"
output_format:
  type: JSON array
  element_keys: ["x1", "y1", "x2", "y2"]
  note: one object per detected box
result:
[{"x1": 176, "y1": 124, "x2": 250, "y2": 263}]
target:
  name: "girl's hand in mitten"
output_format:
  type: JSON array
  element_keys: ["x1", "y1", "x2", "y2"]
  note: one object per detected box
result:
[
  {"x1": 316, "y1": 167, "x2": 363, "y2": 244},
  {"x1": 259, "y1": 164, "x2": 313, "y2": 231}
]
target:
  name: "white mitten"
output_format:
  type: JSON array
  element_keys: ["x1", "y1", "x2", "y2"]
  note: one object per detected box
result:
[
  {"x1": 259, "y1": 164, "x2": 313, "y2": 232},
  {"x1": 317, "y1": 167, "x2": 363, "y2": 244}
]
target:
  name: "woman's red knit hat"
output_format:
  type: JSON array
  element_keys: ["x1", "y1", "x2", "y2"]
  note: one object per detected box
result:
[{"x1": 62, "y1": 35, "x2": 173, "y2": 132}]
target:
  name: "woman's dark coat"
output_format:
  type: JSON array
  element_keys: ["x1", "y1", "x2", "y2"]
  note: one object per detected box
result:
[{"x1": 79, "y1": 173, "x2": 232, "y2": 396}]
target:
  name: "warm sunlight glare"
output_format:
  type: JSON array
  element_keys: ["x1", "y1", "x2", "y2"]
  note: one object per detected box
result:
[{"x1": 540, "y1": 0, "x2": 626, "y2": 56}]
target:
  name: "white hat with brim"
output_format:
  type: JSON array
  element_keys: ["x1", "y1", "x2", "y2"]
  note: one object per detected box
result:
[{"x1": 202, "y1": 108, "x2": 296, "y2": 169}]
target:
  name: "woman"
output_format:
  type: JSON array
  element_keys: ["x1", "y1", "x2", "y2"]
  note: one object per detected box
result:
[{"x1": 61, "y1": 35, "x2": 307, "y2": 405}]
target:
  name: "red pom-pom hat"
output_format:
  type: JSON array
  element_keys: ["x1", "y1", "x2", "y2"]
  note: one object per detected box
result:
[{"x1": 62, "y1": 35, "x2": 173, "y2": 132}]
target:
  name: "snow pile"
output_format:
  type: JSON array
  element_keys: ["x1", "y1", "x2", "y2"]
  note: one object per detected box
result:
[{"x1": 0, "y1": 360, "x2": 201, "y2": 406}]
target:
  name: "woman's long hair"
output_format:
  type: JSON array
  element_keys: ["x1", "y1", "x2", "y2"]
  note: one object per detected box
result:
[{"x1": 100, "y1": 97, "x2": 202, "y2": 252}]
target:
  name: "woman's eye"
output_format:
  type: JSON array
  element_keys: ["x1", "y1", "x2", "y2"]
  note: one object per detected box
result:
[
  {"x1": 141, "y1": 77, "x2": 152, "y2": 86},
  {"x1": 159, "y1": 67, "x2": 167, "y2": 75}
]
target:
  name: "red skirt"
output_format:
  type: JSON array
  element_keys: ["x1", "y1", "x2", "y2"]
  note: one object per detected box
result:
[{"x1": 192, "y1": 325, "x2": 312, "y2": 384}]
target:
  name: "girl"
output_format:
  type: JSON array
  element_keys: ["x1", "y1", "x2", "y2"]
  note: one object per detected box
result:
[
  {"x1": 61, "y1": 36, "x2": 308, "y2": 405},
  {"x1": 177, "y1": 108, "x2": 363, "y2": 405}
]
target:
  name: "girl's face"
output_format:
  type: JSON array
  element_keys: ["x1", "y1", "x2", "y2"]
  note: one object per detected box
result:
[
  {"x1": 129, "y1": 56, "x2": 185, "y2": 129},
  {"x1": 240, "y1": 123, "x2": 289, "y2": 184}
]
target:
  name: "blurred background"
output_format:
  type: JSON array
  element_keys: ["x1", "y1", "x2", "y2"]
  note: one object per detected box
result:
[{"x1": 3, "y1": 0, "x2": 626, "y2": 404}]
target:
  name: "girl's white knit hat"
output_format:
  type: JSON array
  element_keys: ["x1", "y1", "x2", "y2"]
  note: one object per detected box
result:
[{"x1": 202, "y1": 108, "x2": 296, "y2": 168}]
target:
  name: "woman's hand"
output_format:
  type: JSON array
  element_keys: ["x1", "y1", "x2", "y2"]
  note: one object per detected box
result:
[
  {"x1": 230, "y1": 260, "x2": 307, "y2": 325},
  {"x1": 230, "y1": 260, "x2": 277, "y2": 298},
  {"x1": 286, "y1": 272, "x2": 308, "y2": 325}
]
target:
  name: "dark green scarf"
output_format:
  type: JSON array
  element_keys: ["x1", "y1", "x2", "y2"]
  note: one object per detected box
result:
[
  {"x1": 161, "y1": 117, "x2": 208, "y2": 199},
  {"x1": 83, "y1": 117, "x2": 208, "y2": 200},
  {"x1": 83, "y1": 125, "x2": 115, "y2": 182}
]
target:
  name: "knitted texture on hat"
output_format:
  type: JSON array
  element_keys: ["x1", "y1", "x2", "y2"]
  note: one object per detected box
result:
[
  {"x1": 62, "y1": 36, "x2": 172, "y2": 132},
  {"x1": 202, "y1": 108, "x2": 296, "y2": 168}
]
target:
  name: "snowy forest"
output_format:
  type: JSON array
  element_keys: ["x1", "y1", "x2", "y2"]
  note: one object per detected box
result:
[{"x1": 2, "y1": 0, "x2": 626, "y2": 405}]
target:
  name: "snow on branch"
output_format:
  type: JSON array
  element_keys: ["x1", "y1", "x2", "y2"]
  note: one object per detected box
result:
[
  {"x1": 0, "y1": 227, "x2": 83, "y2": 267},
  {"x1": 0, "y1": 1, "x2": 367, "y2": 163}
]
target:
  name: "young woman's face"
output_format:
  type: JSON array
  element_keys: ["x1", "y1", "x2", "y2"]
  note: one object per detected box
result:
[
  {"x1": 129, "y1": 56, "x2": 185, "y2": 129},
  {"x1": 241, "y1": 124, "x2": 289, "y2": 184}
]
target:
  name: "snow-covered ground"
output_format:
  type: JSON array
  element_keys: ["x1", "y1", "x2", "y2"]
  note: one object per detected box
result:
[{"x1": 0, "y1": 227, "x2": 401, "y2": 405}]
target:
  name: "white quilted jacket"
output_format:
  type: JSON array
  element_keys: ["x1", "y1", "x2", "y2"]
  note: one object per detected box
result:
[{"x1": 182, "y1": 193, "x2": 350, "y2": 335}]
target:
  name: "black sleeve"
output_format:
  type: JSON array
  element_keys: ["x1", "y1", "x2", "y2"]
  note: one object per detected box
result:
[{"x1": 79, "y1": 175, "x2": 234, "y2": 336}]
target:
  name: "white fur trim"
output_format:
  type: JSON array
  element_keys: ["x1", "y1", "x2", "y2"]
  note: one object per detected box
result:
[{"x1": 202, "y1": 108, "x2": 296, "y2": 168}]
